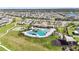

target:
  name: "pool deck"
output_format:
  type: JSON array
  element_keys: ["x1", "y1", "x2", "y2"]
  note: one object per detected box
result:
[{"x1": 22, "y1": 28, "x2": 56, "y2": 38}]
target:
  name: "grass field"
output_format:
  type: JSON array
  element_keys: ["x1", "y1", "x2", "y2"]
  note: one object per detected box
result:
[
  {"x1": 57, "y1": 27, "x2": 64, "y2": 33},
  {"x1": 0, "y1": 23, "x2": 14, "y2": 33},
  {"x1": 68, "y1": 26, "x2": 76, "y2": 35},
  {"x1": 1, "y1": 31, "x2": 48, "y2": 51},
  {"x1": 0, "y1": 30, "x2": 61, "y2": 51}
]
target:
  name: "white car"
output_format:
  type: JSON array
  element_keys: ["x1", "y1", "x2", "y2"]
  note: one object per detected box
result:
[
  {"x1": 73, "y1": 27, "x2": 79, "y2": 35},
  {"x1": 73, "y1": 30, "x2": 79, "y2": 35}
]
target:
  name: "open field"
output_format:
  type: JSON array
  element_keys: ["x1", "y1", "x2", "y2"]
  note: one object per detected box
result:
[
  {"x1": 0, "y1": 31, "x2": 61, "y2": 51},
  {"x1": 0, "y1": 23, "x2": 14, "y2": 33}
]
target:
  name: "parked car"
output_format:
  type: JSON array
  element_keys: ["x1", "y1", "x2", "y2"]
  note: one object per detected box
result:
[{"x1": 73, "y1": 27, "x2": 79, "y2": 35}]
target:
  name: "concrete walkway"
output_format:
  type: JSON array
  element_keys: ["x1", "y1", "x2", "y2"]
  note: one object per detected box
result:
[{"x1": 0, "y1": 44, "x2": 11, "y2": 51}]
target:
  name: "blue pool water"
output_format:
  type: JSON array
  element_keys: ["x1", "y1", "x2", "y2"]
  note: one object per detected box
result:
[{"x1": 27, "y1": 28, "x2": 48, "y2": 36}]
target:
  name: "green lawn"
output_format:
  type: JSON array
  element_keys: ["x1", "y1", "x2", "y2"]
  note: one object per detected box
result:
[
  {"x1": 1, "y1": 31, "x2": 48, "y2": 51},
  {"x1": 0, "y1": 23, "x2": 14, "y2": 33},
  {"x1": 73, "y1": 36, "x2": 79, "y2": 41},
  {"x1": 23, "y1": 34, "x2": 61, "y2": 51},
  {"x1": 67, "y1": 26, "x2": 76, "y2": 35},
  {"x1": 0, "y1": 30, "x2": 61, "y2": 51},
  {"x1": 57, "y1": 27, "x2": 64, "y2": 33},
  {"x1": 0, "y1": 47, "x2": 6, "y2": 51},
  {"x1": 14, "y1": 17, "x2": 22, "y2": 22}
]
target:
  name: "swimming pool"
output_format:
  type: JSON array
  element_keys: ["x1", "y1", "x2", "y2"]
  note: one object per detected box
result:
[
  {"x1": 27, "y1": 28, "x2": 48, "y2": 36},
  {"x1": 23, "y1": 28, "x2": 56, "y2": 38}
]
